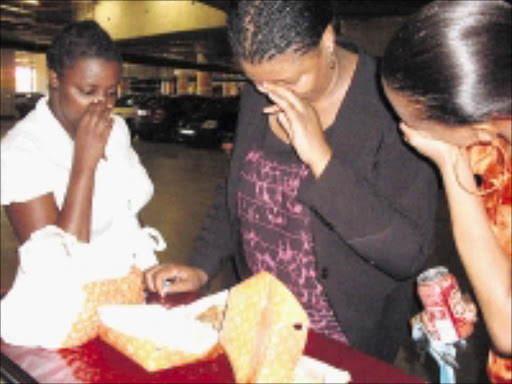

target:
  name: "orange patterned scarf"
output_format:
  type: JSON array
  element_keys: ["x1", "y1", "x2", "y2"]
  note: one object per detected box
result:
[{"x1": 467, "y1": 137, "x2": 511, "y2": 383}]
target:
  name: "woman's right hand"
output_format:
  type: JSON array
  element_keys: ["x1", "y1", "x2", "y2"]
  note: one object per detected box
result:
[
  {"x1": 399, "y1": 122, "x2": 460, "y2": 169},
  {"x1": 400, "y1": 122, "x2": 479, "y2": 194},
  {"x1": 73, "y1": 100, "x2": 113, "y2": 171},
  {"x1": 144, "y1": 263, "x2": 208, "y2": 297}
]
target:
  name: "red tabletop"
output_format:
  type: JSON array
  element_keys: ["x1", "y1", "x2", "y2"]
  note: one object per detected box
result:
[{"x1": 1, "y1": 292, "x2": 423, "y2": 383}]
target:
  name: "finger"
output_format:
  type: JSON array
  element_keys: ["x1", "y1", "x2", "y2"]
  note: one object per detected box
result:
[
  {"x1": 261, "y1": 83, "x2": 305, "y2": 114},
  {"x1": 399, "y1": 123, "x2": 422, "y2": 146},
  {"x1": 399, "y1": 122, "x2": 413, "y2": 136},
  {"x1": 77, "y1": 102, "x2": 99, "y2": 130},
  {"x1": 264, "y1": 89, "x2": 299, "y2": 119},
  {"x1": 143, "y1": 265, "x2": 158, "y2": 292},
  {"x1": 155, "y1": 268, "x2": 185, "y2": 297},
  {"x1": 98, "y1": 108, "x2": 114, "y2": 135},
  {"x1": 155, "y1": 269, "x2": 173, "y2": 297},
  {"x1": 163, "y1": 279, "x2": 194, "y2": 294},
  {"x1": 263, "y1": 105, "x2": 281, "y2": 114},
  {"x1": 276, "y1": 112, "x2": 292, "y2": 138},
  {"x1": 83, "y1": 101, "x2": 104, "y2": 130}
]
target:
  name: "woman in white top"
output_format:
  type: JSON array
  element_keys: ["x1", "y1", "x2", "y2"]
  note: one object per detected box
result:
[
  {"x1": 0, "y1": 21, "x2": 164, "y2": 348},
  {"x1": 1, "y1": 19, "x2": 163, "y2": 263}
]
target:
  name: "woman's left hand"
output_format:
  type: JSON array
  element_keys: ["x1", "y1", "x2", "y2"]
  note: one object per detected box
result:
[{"x1": 260, "y1": 83, "x2": 332, "y2": 178}]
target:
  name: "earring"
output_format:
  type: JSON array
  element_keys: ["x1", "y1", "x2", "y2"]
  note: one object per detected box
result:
[{"x1": 453, "y1": 142, "x2": 509, "y2": 196}]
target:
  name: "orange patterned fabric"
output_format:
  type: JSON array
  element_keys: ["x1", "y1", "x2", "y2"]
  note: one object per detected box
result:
[
  {"x1": 467, "y1": 137, "x2": 511, "y2": 384},
  {"x1": 62, "y1": 266, "x2": 144, "y2": 348},
  {"x1": 488, "y1": 351, "x2": 512, "y2": 384},
  {"x1": 220, "y1": 271, "x2": 309, "y2": 383},
  {"x1": 98, "y1": 325, "x2": 223, "y2": 372},
  {"x1": 467, "y1": 138, "x2": 512, "y2": 258}
]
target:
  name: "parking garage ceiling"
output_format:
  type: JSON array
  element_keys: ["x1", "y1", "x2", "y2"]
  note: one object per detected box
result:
[{"x1": 1, "y1": 0, "x2": 431, "y2": 73}]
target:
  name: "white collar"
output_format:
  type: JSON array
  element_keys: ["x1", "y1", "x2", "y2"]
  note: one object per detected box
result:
[{"x1": 31, "y1": 97, "x2": 75, "y2": 170}]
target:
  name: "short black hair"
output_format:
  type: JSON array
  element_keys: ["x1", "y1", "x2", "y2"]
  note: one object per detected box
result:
[
  {"x1": 382, "y1": 0, "x2": 511, "y2": 125},
  {"x1": 47, "y1": 20, "x2": 122, "y2": 76},
  {"x1": 227, "y1": 0, "x2": 335, "y2": 63}
]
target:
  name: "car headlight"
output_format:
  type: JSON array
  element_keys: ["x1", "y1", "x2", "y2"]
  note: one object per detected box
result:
[
  {"x1": 201, "y1": 120, "x2": 218, "y2": 129},
  {"x1": 179, "y1": 128, "x2": 197, "y2": 136}
]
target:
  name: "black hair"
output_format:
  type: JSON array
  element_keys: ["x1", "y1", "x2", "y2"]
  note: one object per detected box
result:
[
  {"x1": 381, "y1": 0, "x2": 511, "y2": 125},
  {"x1": 227, "y1": 0, "x2": 336, "y2": 63},
  {"x1": 47, "y1": 20, "x2": 122, "y2": 77}
]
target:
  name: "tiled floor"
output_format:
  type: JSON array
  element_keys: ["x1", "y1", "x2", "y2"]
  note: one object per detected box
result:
[{"x1": 0, "y1": 117, "x2": 492, "y2": 383}]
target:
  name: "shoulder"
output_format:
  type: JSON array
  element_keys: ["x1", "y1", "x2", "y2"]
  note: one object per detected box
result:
[
  {"x1": 239, "y1": 83, "x2": 267, "y2": 116},
  {"x1": 1, "y1": 115, "x2": 44, "y2": 159},
  {"x1": 336, "y1": 50, "x2": 397, "y2": 143},
  {"x1": 231, "y1": 84, "x2": 268, "y2": 149},
  {"x1": 111, "y1": 115, "x2": 131, "y2": 145},
  {"x1": 104, "y1": 115, "x2": 132, "y2": 157},
  {"x1": 350, "y1": 51, "x2": 388, "y2": 112},
  {"x1": 1, "y1": 123, "x2": 56, "y2": 206}
]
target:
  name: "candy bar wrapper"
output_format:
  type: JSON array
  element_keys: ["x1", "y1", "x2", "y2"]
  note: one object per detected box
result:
[
  {"x1": 97, "y1": 290, "x2": 228, "y2": 372},
  {"x1": 0, "y1": 225, "x2": 158, "y2": 349}
]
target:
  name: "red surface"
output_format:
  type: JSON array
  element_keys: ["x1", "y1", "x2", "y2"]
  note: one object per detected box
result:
[{"x1": 1, "y1": 291, "x2": 424, "y2": 383}]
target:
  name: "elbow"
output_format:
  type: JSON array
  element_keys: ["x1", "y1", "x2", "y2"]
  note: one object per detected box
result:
[
  {"x1": 349, "y1": 224, "x2": 434, "y2": 280},
  {"x1": 382, "y1": 242, "x2": 430, "y2": 281},
  {"x1": 493, "y1": 341, "x2": 512, "y2": 357},
  {"x1": 487, "y1": 295, "x2": 512, "y2": 355},
  {"x1": 490, "y1": 329, "x2": 512, "y2": 356}
]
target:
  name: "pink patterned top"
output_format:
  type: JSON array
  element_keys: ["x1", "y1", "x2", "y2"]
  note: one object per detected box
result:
[{"x1": 237, "y1": 148, "x2": 348, "y2": 344}]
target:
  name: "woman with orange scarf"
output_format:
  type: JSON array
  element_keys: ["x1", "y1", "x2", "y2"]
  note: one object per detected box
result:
[{"x1": 381, "y1": 1, "x2": 511, "y2": 382}]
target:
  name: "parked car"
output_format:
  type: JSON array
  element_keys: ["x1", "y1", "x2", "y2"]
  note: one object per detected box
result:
[
  {"x1": 133, "y1": 95, "x2": 198, "y2": 142},
  {"x1": 113, "y1": 93, "x2": 148, "y2": 136},
  {"x1": 15, "y1": 92, "x2": 44, "y2": 118},
  {"x1": 177, "y1": 96, "x2": 240, "y2": 148}
]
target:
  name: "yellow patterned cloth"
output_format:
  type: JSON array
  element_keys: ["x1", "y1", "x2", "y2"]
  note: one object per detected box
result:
[{"x1": 62, "y1": 266, "x2": 144, "y2": 348}]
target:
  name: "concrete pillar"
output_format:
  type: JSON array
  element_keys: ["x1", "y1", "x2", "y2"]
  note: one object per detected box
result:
[
  {"x1": 160, "y1": 80, "x2": 174, "y2": 95},
  {"x1": 1, "y1": 49, "x2": 16, "y2": 118},
  {"x1": 119, "y1": 77, "x2": 131, "y2": 96},
  {"x1": 175, "y1": 70, "x2": 190, "y2": 95},
  {"x1": 158, "y1": 67, "x2": 175, "y2": 95},
  {"x1": 196, "y1": 52, "x2": 212, "y2": 96},
  {"x1": 223, "y1": 82, "x2": 239, "y2": 97},
  {"x1": 196, "y1": 71, "x2": 212, "y2": 96},
  {"x1": 33, "y1": 53, "x2": 48, "y2": 95}
]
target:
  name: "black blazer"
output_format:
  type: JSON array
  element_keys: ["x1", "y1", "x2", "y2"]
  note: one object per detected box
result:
[{"x1": 190, "y1": 48, "x2": 438, "y2": 362}]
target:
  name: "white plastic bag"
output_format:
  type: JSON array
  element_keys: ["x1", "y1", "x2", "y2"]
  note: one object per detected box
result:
[{"x1": 0, "y1": 225, "x2": 162, "y2": 349}]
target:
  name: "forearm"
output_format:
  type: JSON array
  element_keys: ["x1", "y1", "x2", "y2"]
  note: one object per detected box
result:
[
  {"x1": 57, "y1": 163, "x2": 96, "y2": 242},
  {"x1": 299, "y1": 156, "x2": 438, "y2": 279},
  {"x1": 189, "y1": 181, "x2": 235, "y2": 280},
  {"x1": 441, "y1": 165, "x2": 511, "y2": 354}
]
